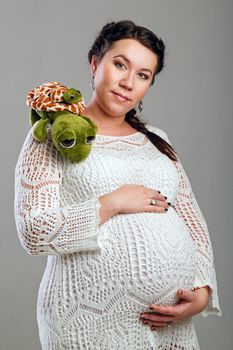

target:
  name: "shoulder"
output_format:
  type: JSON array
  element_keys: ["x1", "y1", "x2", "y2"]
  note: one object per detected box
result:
[
  {"x1": 18, "y1": 126, "x2": 56, "y2": 160},
  {"x1": 15, "y1": 126, "x2": 63, "y2": 181}
]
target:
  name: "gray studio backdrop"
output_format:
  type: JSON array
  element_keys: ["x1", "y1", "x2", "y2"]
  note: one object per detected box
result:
[{"x1": 0, "y1": 0, "x2": 232, "y2": 349}]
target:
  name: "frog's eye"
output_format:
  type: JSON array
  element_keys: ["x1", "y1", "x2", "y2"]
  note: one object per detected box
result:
[
  {"x1": 85, "y1": 135, "x2": 95, "y2": 144},
  {"x1": 60, "y1": 139, "x2": 76, "y2": 148},
  {"x1": 76, "y1": 89, "x2": 81, "y2": 94},
  {"x1": 70, "y1": 95, "x2": 75, "y2": 100}
]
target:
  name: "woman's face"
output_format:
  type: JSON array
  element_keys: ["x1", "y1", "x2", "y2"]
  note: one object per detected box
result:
[{"x1": 91, "y1": 38, "x2": 158, "y2": 118}]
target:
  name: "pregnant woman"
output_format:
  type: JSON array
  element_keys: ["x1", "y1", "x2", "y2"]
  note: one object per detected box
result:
[{"x1": 14, "y1": 20, "x2": 222, "y2": 350}]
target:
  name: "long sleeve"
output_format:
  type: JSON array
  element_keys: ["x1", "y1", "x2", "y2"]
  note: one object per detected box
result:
[
  {"x1": 155, "y1": 127, "x2": 222, "y2": 317},
  {"x1": 14, "y1": 128, "x2": 102, "y2": 256}
]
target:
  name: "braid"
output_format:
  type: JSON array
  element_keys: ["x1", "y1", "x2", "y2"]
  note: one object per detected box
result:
[
  {"x1": 125, "y1": 109, "x2": 178, "y2": 162},
  {"x1": 124, "y1": 109, "x2": 148, "y2": 134}
]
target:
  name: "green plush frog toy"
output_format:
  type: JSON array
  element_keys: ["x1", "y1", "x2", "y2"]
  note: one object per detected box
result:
[{"x1": 26, "y1": 81, "x2": 97, "y2": 163}]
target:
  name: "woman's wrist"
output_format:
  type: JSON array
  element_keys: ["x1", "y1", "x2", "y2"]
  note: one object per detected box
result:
[
  {"x1": 98, "y1": 192, "x2": 120, "y2": 225},
  {"x1": 193, "y1": 285, "x2": 210, "y2": 314},
  {"x1": 192, "y1": 285, "x2": 210, "y2": 292}
]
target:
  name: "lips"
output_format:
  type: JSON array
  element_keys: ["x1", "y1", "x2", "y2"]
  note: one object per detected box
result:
[{"x1": 112, "y1": 91, "x2": 131, "y2": 101}]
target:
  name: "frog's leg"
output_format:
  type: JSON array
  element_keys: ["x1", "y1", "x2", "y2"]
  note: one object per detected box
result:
[
  {"x1": 33, "y1": 118, "x2": 49, "y2": 142},
  {"x1": 29, "y1": 108, "x2": 41, "y2": 126}
]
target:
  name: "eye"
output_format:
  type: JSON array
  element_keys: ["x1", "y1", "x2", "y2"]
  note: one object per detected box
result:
[
  {"x1": 138, "y1": 72, "x2": 149, "y2": 80},
  {"x1": 114, "y1": 61, "x2": 126, "y2": 70},
  {"x1": 85, "y1": 135, "x2": 95, "y2": 144},
  {"x1": 76, "y1": 89, "x2": 81, "y2": 94},
  {"x1": 70, "y1": 95, "x2": 75, "y2": 99},
  {"x1": 60, "y1": 139, "x2": 76, "y2": 148}
]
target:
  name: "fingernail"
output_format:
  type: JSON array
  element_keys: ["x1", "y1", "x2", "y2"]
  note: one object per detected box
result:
[
  {"x1": 168, "y1": 202, "x2": 171, "y2": 206},
  {"x1": 158, "y1": 191, "x2": 161, "y2": 194},
  {"x1": 149, "y1": 307, "x2": 153, "y2": 310},
  {"x1": 164, "y1": 196, "x2": 167, "y2": 199},
  {"x1": 165, "y1": 208, "x2": 168, "y2": 211}
]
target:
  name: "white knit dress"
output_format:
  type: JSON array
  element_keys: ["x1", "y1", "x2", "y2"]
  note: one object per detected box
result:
[{"x1": 14, "y1": 124, "x2": 222, "y2": 350}]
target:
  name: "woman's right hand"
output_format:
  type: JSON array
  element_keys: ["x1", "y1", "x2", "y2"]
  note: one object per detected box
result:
[
  {"x1": 98, "y1": 184, "x2": 170, "y2": 226},
  {"x1": 111, "y1": 184, "x2": 170, "y2": 214}
]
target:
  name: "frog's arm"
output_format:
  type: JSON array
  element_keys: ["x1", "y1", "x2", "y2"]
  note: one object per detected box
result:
[{"x1": 33, "y1": 118, "x2": 49, "y2": 142}]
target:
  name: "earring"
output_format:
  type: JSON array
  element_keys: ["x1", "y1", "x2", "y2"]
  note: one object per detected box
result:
[
  {"x1": 138, "y1": 100, "x2": 143, "y2": 112},
  {"x1": 90, "y1": 74, "x2": 95, "y2": 90}
]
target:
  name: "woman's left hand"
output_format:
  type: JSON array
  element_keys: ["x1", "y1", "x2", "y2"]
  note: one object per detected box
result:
[{"x1": 139, "y1": 286, "x2": 210, "y2": 330}]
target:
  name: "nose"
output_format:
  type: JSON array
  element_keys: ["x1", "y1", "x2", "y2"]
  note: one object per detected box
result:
[{"x1": 120, "y1": 72, "x2": 134, "y2": 91}]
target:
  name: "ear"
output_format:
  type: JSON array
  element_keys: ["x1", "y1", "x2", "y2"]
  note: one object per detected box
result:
[{"x1": 90, "y1": 55, "x2": 99, "y2": 76}]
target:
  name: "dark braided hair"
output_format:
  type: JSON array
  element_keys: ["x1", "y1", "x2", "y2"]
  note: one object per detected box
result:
[{"x1": 88, "y1": 20, "x2": 178, "y2": 162}]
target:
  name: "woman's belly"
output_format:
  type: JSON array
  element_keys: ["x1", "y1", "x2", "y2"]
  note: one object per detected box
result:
[
  {"x1": 101, "y1": 207, "x2": 195, "y2": 298},
  {"x1": 40, "y1": 208, "x2": 196, "y2": 308},
  {"x1": 37, "y1": 207, "x2": 197, "y2": 324}
]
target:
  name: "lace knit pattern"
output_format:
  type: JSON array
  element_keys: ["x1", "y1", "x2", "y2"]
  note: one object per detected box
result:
[{"x1": 14, "y1": 124, "x2": 222, "y2": 350}]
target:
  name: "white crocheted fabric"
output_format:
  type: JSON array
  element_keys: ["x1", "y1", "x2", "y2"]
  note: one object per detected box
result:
[{"x1": 14, "y1": 124, "x2": 222, "y2": 350}]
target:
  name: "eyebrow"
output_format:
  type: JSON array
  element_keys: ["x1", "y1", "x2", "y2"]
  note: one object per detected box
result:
[{"x1": 113, "y1": 54, "x2": 153, "y2": 75}]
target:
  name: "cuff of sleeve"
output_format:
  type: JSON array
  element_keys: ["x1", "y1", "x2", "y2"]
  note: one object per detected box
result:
[
  {"x1": 55, "y1": 197, "x2": 102, "y2": 254},
  {"x1": 193, "y1": 275, "x2": 222, "y2": 317}
]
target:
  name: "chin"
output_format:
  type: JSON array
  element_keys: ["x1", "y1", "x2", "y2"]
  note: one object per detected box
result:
[{"x1": 113, "y1": 102, "x2": 134, "y2": 115}]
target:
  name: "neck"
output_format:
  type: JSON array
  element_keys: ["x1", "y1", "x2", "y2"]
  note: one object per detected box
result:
[{"x1": 84, "y1": 99, "x2": 128, "y2": 131}]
